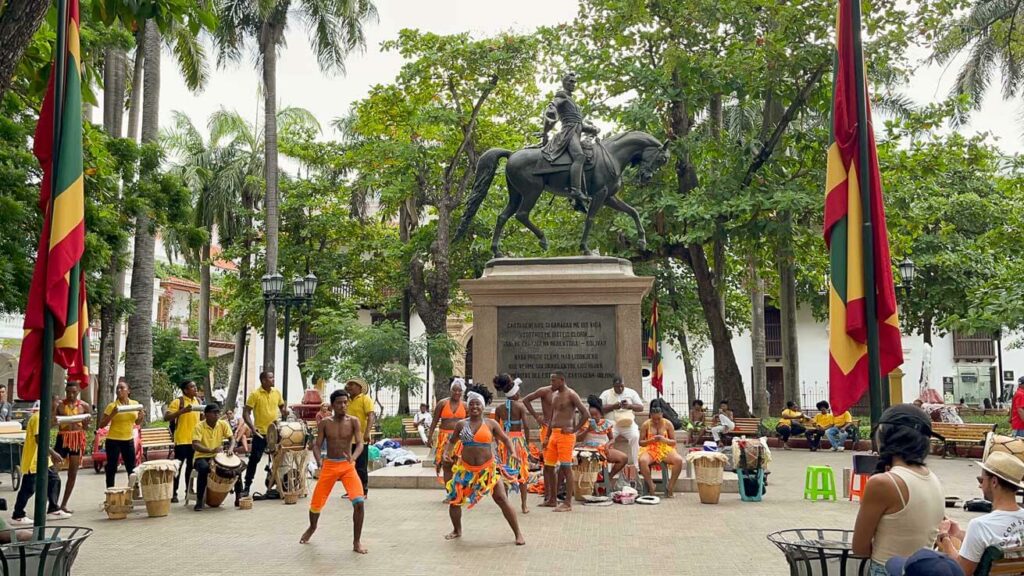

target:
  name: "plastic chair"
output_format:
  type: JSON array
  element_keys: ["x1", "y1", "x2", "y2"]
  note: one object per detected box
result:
[
  {"x1": 849, "y1": 472, "x2": 870, "y2": 501},
  {"x1": 804, "y1": 465, "x2": 837, "y2": 501},
  {"x1": 738, "y1": 468, "x2": 765, "y2": 502}
]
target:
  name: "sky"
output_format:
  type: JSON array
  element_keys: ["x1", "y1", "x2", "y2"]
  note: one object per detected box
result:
[{"x1": 148, "y1": 0, "x2": 1022, "y2": 155}]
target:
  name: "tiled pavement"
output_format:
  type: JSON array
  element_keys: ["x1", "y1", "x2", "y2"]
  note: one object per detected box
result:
[{"x1": 14, "y1": 449, "x2": 985, "y2": 575}]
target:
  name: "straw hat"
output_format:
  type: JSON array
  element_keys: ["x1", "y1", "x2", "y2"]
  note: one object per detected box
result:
[
  {"x1": 344, "y1": 378, "x2": 368, "y2": 395},
  {"x1": 978, "y1": 451, "x2": 1024, "y2": 489}
]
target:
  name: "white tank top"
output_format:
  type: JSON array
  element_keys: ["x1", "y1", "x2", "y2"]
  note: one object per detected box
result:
[{"x1": 871, "y1": 466, "x2": 945, "y2": 564}]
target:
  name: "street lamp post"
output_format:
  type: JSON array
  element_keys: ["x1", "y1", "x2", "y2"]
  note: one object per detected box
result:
[{"x1": 262, "y1": 272, "x2": 318, "y2": 403}]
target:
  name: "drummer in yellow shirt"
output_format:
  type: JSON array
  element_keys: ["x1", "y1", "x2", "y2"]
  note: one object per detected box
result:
[
  {"x1": 241, "y1": 371, "x2": 288, "y2": 496},
  {"x1": 99, "y1": 380, "x2": 144, "y2": 488},
  {"x1": 191, "y1": 403, "x2": 236, "y2": 511},
  {"x1": 10, "y1": 404, "x2": 66, "y2": 526},
  {"x1": 164, "y1": 380, "x2": 202, "y2": 503}
]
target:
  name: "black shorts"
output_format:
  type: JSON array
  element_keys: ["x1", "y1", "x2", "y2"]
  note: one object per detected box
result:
[{"x1": 54, "y1": 433, "x2": 83, "y2": 457}]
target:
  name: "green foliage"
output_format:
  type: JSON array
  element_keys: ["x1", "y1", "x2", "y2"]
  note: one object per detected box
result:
[
  {"x1": 0, "y1": 94, "x2": 41, "y2": 314},
  {"x1": 378, "y1": 415, "x2": 403, "y2": 438},
  {"x1": 152, "y1": 325, "x2": 210, "y2": 404}
]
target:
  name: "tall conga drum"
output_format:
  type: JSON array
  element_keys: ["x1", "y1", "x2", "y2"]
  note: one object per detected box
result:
[
  {"x1": 688, "y1": 451, "x2": 728, "y2": 504},
  {"x1": 138, "y1": 459, "x2": 179, "y2": 517},
  {"x1": 983, "y1": 432, "x2": 1024, "y2": 463},
  {"x1": 266, "y1": 421, "x2": 309, "y2": 453},
  {"x1": 572, "y1": 448, "x2": 603, "y2": 501},
  {"x1": 206, "y1": 453, "x2": 245, "y2": 507}
]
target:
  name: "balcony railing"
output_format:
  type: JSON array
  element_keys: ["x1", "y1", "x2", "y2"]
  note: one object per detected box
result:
[{"x1": 953, "y1": 331, "x2": 996, "y2": 361}]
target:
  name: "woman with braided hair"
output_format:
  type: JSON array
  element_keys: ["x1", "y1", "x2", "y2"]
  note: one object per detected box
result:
[
  {"x1": 443, "y1": 383, "x2": 525, "y2": 546},
  {"x1": 493, "y1": 374, "x2": 531, "y2": 514},
  {"x1": 852, "y1": 404, "x2": 945, "y2": 575}
]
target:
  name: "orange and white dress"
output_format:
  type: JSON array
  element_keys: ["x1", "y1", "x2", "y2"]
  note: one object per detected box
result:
[{"x1": 641, "y1": 419, "x2": 674, "y2": 463}]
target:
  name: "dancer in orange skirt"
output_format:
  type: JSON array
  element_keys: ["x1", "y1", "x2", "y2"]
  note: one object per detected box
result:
[
  {"x1": 493, "y1": 374, "x2": 530, "y2": 514},
  {"x1": 576, "y1": 395, "x2": 627, "y2": 483},
  {"x1": 638, "y1": 402, "x2": 684, "y2": 496},
  {"x1": 53, "y1": 381, "x2": 90, "y2": 514},
  {"x1": 427, "y1": 377, "x2": 466, "y2": 494},
  {"x1": 300, "y1": 389, "x2": 366, "y2": 553},
  {"x1": 444, "y1": 385, "x2": 524, "y2": 546}
]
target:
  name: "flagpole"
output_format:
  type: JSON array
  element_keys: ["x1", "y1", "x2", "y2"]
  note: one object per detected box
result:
[
  {"x1": 35, "y1": 0, "x2": 69, "y2": 530},
  {"x1": 849, "y1": 0, "x2": 884, "y2": 427}
]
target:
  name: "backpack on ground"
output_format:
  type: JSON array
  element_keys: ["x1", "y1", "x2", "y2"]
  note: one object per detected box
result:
[{"x1": 651, "y1": 398, "x2": 682, "y2": 430}]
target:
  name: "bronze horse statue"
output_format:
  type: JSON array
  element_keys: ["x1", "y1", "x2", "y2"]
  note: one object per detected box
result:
[{"x1": 454, "y1": 131, "x2": 669, "y2": 258}]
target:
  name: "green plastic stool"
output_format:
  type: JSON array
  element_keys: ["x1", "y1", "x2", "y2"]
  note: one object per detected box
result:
[{"x1": 804, "y1": 465, "x2": 837, "y2": 501}]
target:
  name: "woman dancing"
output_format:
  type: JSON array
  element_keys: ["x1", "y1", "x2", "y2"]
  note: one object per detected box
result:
[
  {"x1": 427, "y1": 377, "x2": 467, "y2": 496},
  {"x1": 444, "y1": 384, "x2": 525, "y2": 546},
  {"x1": 493, "y1": 374, "x2": 530, "y2": 514}
]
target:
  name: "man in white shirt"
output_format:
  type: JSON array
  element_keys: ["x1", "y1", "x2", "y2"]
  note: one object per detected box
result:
[
  {"x1": 413, "y1": 403, "x2": 432, "y2": 445},
  {"x1": 938, "y1": 451, "x2": 1024, "y2": 574},
  {"x1": 599, "y1": 375, "x2": 643, "y2": 465}
]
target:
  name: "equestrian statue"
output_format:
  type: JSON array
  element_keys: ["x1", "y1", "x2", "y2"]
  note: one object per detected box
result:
[{"x1": 454, "y1": 71, "x2": 669, "y2": 258}]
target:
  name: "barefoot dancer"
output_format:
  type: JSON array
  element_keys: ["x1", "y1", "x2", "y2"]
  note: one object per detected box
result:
[
  {"x1": 300, "y1": 390, "x2": 367, "y2": 554},
  {"x1": 427, "y1": 378, "x2": 466, "y2": 492},
  {"x1": 543, "y1": 372, "x2": 590, "y2": 512},
  {"x1": 445, "y1": 385, "x2": 525, "y2": 546},
  {"x1": 493, "y1": 374, "x2": 530, "y2": 514},
  {"x1": 54, "y1": 381, "x2": 90, "y2": 514},
  {"x1": 638, "y1": 402, "x2": 683, "y2": 496},
  {"x1": 522, "y1": 383, "x2": 558, "y2": 504}
]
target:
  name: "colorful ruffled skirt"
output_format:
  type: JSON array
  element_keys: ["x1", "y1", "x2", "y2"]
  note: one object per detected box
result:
[
  {"x1": 446, "y1": 458, "x2": 499, "y2": 509},
  {"x1": 435, "y1": 428, "x2": 462, "y2": 485},
  {"x1": 497, "y1": 431, "x2": 530, "y2": 488},
  {"x1": 643, "y1": 442, "x2": 673, "y2": 464}
]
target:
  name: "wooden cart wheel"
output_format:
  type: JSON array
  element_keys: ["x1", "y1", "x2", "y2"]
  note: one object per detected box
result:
[{"x1": 12, "y1": 465, "x2": 21, "y2": 491}]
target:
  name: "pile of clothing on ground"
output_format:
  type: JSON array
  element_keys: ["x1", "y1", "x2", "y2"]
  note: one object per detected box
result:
[{"x1": 371, "y1": 438, "x2": 420, "y2": 467}]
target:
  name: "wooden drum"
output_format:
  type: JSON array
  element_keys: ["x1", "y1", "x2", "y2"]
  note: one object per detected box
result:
[
  {"x1": 572, "y1": 448, "x2": 604, "y2": 501},
  {"x1": 983, "y1": 432, "x2": 1024, "y2": 464},
  {"x1": 687, "y1": 451, "x2": 728, "y2": 505},
  {"x1": 139, "y1": 459, "x2": 179, "y2": 517},
  {"x1": 206, "y1": 453, "x2": 245, "y2": 508},
  {"x1": 104, "y1": 487, "x2": 133, "y2": 520},
  {"x1": 266, "y1": 421, "x2": 309, "y2": 453}
]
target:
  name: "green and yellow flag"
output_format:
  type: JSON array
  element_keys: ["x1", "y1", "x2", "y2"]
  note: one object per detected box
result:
[{"x1": 18, "y1": 0, "x2": 89, "y2": 400}]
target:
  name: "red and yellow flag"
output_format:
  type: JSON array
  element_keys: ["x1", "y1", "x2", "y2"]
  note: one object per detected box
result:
[
  {"x1": 648, "y1": 298, "x2": 663, "y2": 395},
  {"x1": 824, "y1": 0, "x2": 902, "y2": 415},
  {"x1": 18, "y1": 0, "x2": 89, "y2": 400}
]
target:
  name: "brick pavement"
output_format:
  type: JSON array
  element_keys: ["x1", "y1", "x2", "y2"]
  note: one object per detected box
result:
[{"x1": 12, "y1": 449, "x2": 986, "y2": 575}]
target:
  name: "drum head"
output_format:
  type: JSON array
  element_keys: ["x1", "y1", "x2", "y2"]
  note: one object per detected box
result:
[{"x1": 214, "y1": 453, "x2": 242, "y2": 468}]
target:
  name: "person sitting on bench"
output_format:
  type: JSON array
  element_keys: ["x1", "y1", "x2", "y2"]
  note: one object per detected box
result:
[
  {"x1": 709, "y1": 400, "x2": 735, "y2": 446},
  {"x1": 687, "y1": 399, "x2": 705, "y2": 445},
  {"x1": 776, "y1": 401, "x2": 808, "y2": 450},
  {"x1": 937, "y1": 451, "x2": 1024, "y2": 575}
]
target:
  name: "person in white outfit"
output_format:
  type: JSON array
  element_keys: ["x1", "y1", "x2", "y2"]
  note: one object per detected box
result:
[
  {"x1": 413, "y1": 403, "x2": 432, "y2": 445},
  {"x1": 710, "y1": 399, "x2": 735, "y2": 445},
  {"x1": 599, "y1": 375, "x2": 643, "y2": 465}
]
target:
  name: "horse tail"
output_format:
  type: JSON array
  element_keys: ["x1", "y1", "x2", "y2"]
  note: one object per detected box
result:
[{"x1": 454, "y1": 148, "x2": 512, "y2": 241}]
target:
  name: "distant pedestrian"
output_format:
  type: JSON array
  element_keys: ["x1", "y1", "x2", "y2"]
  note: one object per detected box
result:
[{"x1": 1011, "y1": 377, "x2": 1024, "y2": 438}]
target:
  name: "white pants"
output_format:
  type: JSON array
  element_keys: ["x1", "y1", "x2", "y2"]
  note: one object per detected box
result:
[
  {"x1": 417, "y1": 424, "x2": 429, "y2": 445},
  {"x1": 613, "y1": 424, "x2": 640, "y2": 465},
  {"x1": 711, "y1": 423, "x2": 735, "y2": 442}
]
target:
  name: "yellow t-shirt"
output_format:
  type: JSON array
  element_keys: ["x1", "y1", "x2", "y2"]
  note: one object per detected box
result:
[
  {"x1": 832, "y1": 411, "x2": 853, "y2": 427},
  {"x1": 21, "y1": 413, "x2": 51, "y2": 474},
  {"x1": 169, "y1": 396, "x2": 201, "y2": 446},
  {"x1": 245, "y1": 388, "x2": 284, "y2": 435},
  {"x1": 346, "y1": 393, "x2": 374, "y2": 437},
  {"x1": 192, "y1": 419, "x2": 233, "y2": 461},
  {"x1": 779, "y1": 409, "x2": 804, "y2": 427},
  {"x1": 813, "y1": 413, "x2": 835, "y2": 429},
  {"x1": 105, "y1": 400, "x2": 139, "y2": 441}
]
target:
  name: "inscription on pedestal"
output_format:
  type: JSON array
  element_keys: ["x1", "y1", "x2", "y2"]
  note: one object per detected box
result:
[{"x1": 497, "y1": 306, "x2": 617, "y2": 397}]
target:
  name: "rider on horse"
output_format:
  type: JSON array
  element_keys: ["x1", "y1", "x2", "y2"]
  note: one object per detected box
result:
[{"x1": 540, "y1": 71, "x2": 600, "y2": 208}]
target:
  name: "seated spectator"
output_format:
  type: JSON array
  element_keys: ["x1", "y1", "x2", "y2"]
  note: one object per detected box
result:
[
  {"x1": 577, "y1": 396, "x2": 627, "y2": 483},
  {"x1": 826, "y1": 402, "x2": 855, "y2": 451},
  {"x1": 413, "y1": 403, "x2": 432, "y2": 445},
  {"x1": 709, "y1": 399, "x2": 735, "y2": 447},
  {"x1": 687, "y1": 400, "x2": 705, "y2": 445},
  {"x1": 314, "y1": 402, "x2": 331, "y2": 425},
  {"x1": 884, "y1": 549, "x2": 964, "y2": 576},
  {"x1": 808, "y1": 400, "x2": 852, "y2": 452},
  {"x1": 853, "y1": 404, "x2": 945, "y2": 575},
  {"x1": 937, "y1": 451, "x2": 1024, "y2": 575},
  {"x1": 776, "y1": 401, "x2": 807, "y2": 450},
  {"x1": 638, "y1": 403, "x2": 683, "y2": 496}
]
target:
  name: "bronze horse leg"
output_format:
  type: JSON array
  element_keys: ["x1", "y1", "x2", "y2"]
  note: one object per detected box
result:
[
  {"x1": 491, "y1": 194, "x2": 521, "y2": 259},
  {"x1": 579, "y1": 186, "x2": 608, "y2": 255},
  {"x1": 604, "y1": 194, "x2": 647, "y2": 251}
]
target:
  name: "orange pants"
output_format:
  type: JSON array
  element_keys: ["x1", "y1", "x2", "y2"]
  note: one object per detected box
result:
[
  {"x1": 310, "y1": 459, "x2": 364, "y2": 513},
  {"x1": 544, "y1": 429, "x2": 575, "y2": 467}
]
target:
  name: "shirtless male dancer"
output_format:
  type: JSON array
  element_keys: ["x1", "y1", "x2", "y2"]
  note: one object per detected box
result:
[
  {"x1": 541, "y1": 372, "x2": 589, "y2": 511},
  {"x1": 300, "y1": 390, "x2": 366, "y2": 553},
  {"x1": 522, "y1": 381, "x2": 560, "y2": 504}
]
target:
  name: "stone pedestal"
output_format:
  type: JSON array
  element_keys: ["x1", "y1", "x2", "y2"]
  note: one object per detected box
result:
[{"x1": 459, "y1": 256, "x2": 653, "y2": 398}]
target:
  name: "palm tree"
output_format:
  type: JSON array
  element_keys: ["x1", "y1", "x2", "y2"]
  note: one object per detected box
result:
[
  {"x1": 932, "y1": 0, "x2": 1024, "y2": 124},
  {"x1": 213, "y1": 0, "x2": 377, "y2": 375}
]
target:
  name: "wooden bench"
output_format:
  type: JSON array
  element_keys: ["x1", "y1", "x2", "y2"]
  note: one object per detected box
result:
[
  {"x1": 140, "y1": 427, "x2": 174, "y2": 460},
  {"x1": 978, "y1": 544, "x2": 1024, "y2": 575},
  {"x1": 701, "y1": 416, "x2": 763, "y2": 444},
  {"x1": 931, "y1": 422, "x2": 996, "y2": 458},
  {"x1": 401, "y1": 418, "x2": 418, "y2": 440}
]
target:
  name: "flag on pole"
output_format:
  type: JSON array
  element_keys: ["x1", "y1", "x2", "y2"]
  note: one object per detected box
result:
[
  {"x1": 648, "y1": 298, "x2": 663, "y2": 395},
  {"x1": 824, "y1": 0, "x2": 902, "y2": 415},
  {"x1": 18, "y1": 0, "x2": 89, "y2": 400}
]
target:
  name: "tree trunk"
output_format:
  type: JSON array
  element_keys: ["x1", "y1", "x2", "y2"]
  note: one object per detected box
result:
[
  {"x1": 124, "y1": 21, "x2": 161, "y2": 418},
  {"x1": 225, "y1": 241, "x2": 253, "y2": 411},
  {"x1": 688, "y1": 243, "x2": 750, "y2": 417},
  {"x1": 776, "y1": 220, "x2": 800, "y2": 404},
  {"x1": 198, "y1": 243, "x2": 212, "y2": 399},
  {"x1": 749, "y1": 252, "x2": 768, "y2": 418},
  {"x1": 102, "y1": 46, "x2": 127, "y2": 138},
  {"x1": 713, "y1": 233, "x2": 726, "y2": 321},
  {"x1": 0, "y1": 0, "x2": 51, "y2": 101},
  {"x1": 678, "y1": 323, "x2": 697, "y2": 406},
  {"x1": 922, "y1": 316, "x2": 933, "y2": 346},
  {"x1": 261, "y1": 32, "x2": 280, "y2": 373},
  {"x1": 126, "y1": 28, "x2": 145, "y2": 143},
  {"x1": 397, "y1": 200, "x2": 416, "y2": 415}
]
